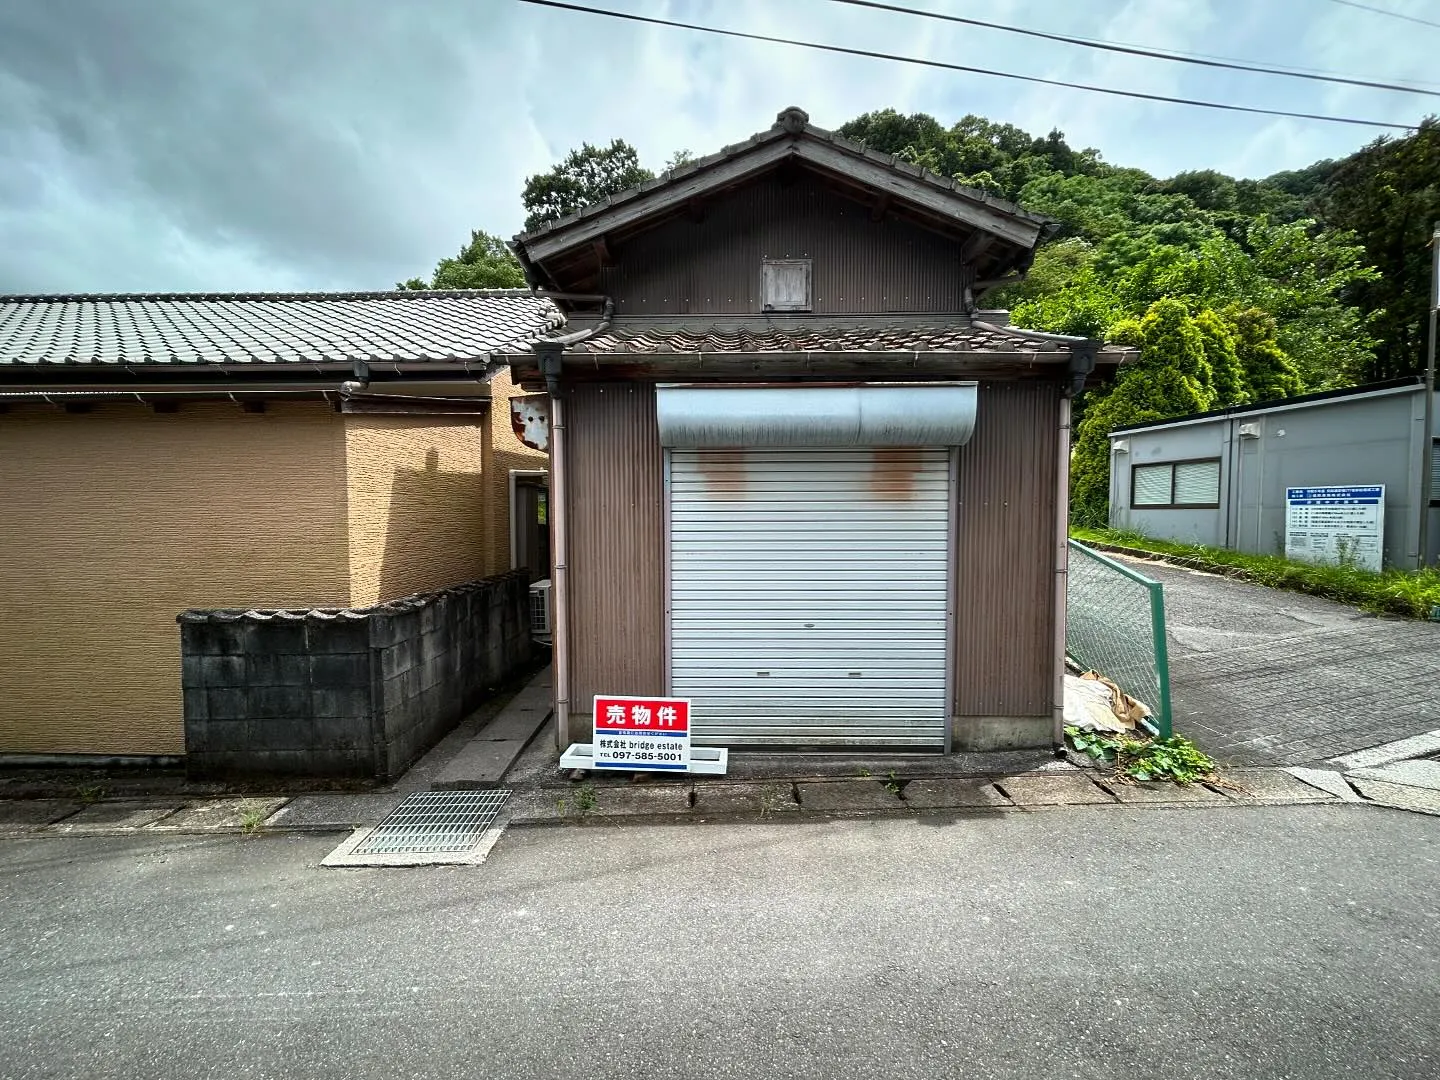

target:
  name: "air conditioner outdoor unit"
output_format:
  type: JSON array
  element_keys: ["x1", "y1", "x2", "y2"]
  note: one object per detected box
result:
[{"x1": 529, "y1": 579, "x2": 553, "y2": 638}]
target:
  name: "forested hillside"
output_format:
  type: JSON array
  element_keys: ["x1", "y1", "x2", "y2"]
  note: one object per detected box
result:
[{"x1": 837, "y1": 110, "x2": 1439, "y2": 521}]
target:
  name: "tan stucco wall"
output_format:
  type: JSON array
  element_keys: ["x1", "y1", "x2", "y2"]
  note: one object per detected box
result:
[
  {"x1": 0, "y1": 401, "x2": 350, "y2": 755},
  {"x1": 483, "y1": 369, "x2": 549, "y2": 576},
  {"x1": 343, "y1": 414, "x2": 489, "y2": 606}
]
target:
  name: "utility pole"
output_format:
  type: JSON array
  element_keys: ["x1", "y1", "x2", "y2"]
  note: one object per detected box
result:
[{"x1": 1421, "y1": 221, "x2": 1439, "y2": 567}]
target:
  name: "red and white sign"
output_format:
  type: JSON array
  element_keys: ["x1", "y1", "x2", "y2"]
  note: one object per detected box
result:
[{"x1": 593, "y1": 694, "x2": 691, "y2": 772}]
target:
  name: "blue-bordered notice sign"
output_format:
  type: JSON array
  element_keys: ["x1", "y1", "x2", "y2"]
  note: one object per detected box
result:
[{"x1": 1285, "y1": 485, "x2": 1384, "y2": 572}]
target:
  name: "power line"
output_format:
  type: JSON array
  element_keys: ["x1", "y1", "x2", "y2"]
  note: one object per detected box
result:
[
  {"x1": 1326, "y1": 0, "x2": 1440, "y2": 31},
  {"x1": 827, "y1": 0, "x2": 1440, "y2": 98},
  {"x1": 516, "y1": 0, "x2": 1417, "y2": 131}
]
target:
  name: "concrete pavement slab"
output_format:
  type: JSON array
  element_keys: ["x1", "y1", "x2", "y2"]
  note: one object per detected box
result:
[
  {"x1": 507, "y1": 791, "x2": 573, "y2": 824},
  {"x1": 1219, "y1": 768, "x2": 1338, "y2": 803},
  {"x1": 796, "y1": 780, "x2": 903, "y2": 811},
  {"x1": 1284, "y1": 767, "x2": 1364, "y2": 802},
  {"x1": 264, "y1": 793, "x2": 404, "y2": 830},
  {"x1": 995, "y1": 774, "x2": 1116, "y2": 806},
  {"x1": 50, "y1": 803, "x2": 180, "y2": 832},
  {"x1": 430, "y1": 666, "x2": 551, "y2": 789},
  {"x1": 900, "y1": 778, "x2": 1010, "y2": 809},
  {"x1": 1105, "y1": 780, "x2": 1227, "y2": 804},
  {"x1": 1348, "y1": 777, "x2": 1440, "y2": 816},
  {"x1": 148, "y1": 797, "x2": 289, "y2": 830},
  {"x1": 1347, "y1": 758, "x2": 1440, "y2": 791},
  {"x1": 431, "y1": 739, "x2": 532, "y2": 790},
  {"x1": 478, "y1": 670, "x2": 552, "y2": 743},
  {"x1": 1122, "y1": 557, "x2": 1440, "y2": 766},
  {"x1": 0, "y1": 800, "x2": 81, "y2": 831},
  {"x1": 723, "y1": 748, "x2": 1064, "y2": 780},
  {"x1": 582, "y1": 784, "x2": 692, "y2": 818},
  {"x1": 1330, "y1": 729, "x2": 1440, "y2": 771},
  {"x1": 693, "y1": 781, "x2": 800, "y2": 816}
]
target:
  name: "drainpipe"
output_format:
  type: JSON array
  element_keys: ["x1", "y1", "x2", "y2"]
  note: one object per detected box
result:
[
  {"x1": 339, "y1": 359, "x2": 370, "y2": 396},
  {"x1": 536, "y1": 299, "x2": 615, "y2": 750},
  {"x1": 1054, "y1": 346, "x2": 1095, "y2": 751}
]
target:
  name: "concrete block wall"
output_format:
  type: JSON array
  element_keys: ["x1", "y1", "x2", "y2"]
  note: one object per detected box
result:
[
  {"x1": 180, "y1": 571, "x2": 533, "y2": 780},
  {"x1": 368, "y1": 572, "x2": 534, "y2": 778}
]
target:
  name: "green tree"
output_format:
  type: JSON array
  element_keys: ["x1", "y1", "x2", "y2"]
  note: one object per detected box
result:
[
  {"x1": 1317, "y1": 118, "x2": 1440, "y2": 381},
  {"x1": 988, "y1": 238, "x2": 1097, "y2": 308},
  {"x1": 1226, "y1": 306, "x2": 1305, "y2": 402},
  {"x1": 1244, "y1": 221, "x2": 1378, "y2": 387},
  {"x1": 1069, "y1": 300, "x2": 1216, "y2": 523},
  {"x1": 1010, "y1": 268, "x2": 1122, "y2": 338},
  {"x1": 1194, "y1": 309, "x2": 1248, "y2": 407},
  {"x1": 521, "y1": 139, "x2": 654, "y2": 232},
  {"x1": 664, "y1": 149, "x2": 697, "y2": 171},
  {"x1": 396, "y1": 230, "x2": 526, "y2": 291},
  {"x1": 1159, "y1": 169, "x2": 1237, "y2": 212}
]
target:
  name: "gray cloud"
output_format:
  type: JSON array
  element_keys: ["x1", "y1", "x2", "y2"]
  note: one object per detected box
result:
[
  {"x1": 0, "y1": 0, "x2": 1432, "y2": 295},
  {"x1": 0, "y1": 0, "x2": 517, "y2": 291}
]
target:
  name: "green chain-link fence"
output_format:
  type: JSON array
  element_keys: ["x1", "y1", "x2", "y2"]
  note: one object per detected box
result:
[{"x1": 1066, "y1": 540, "x2": 1173, "y2": 738}]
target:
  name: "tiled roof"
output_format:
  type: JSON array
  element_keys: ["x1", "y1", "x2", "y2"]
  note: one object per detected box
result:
[
  {"x1": 514, "y1": 106, "x2": 1052, "y2": 246},
  {"x1": 0, "y1": 291, "x2": 563, "y2": 366},
  {"x1": 549, "y1": 317, "x2": 1098, "y2": 356}
]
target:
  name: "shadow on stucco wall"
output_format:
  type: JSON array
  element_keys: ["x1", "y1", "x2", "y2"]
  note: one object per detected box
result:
[{"x1": 375, "y1": 460, "x2": 488, "y2": 605}]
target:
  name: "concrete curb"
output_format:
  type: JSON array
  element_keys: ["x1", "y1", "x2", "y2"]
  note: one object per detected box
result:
[{"x1": 6, "y1": 760, "x2": 1437, "y2": 841}]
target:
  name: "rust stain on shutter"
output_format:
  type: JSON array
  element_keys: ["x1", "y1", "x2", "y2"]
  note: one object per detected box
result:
[
  {"x1": 697, "y1": 449, "x2": 748, "y2": 496},
  {"x1": 871, "y1": 446, "x2": 918, "y2": 501}
]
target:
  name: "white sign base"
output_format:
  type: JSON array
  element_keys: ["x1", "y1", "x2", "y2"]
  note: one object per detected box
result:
[{"x1": 559, "y1": 743, "x2": 730, "y2": 776}]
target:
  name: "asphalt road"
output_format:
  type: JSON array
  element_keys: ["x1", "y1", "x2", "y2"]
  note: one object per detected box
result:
[
  {"x1": 1117, "y1": 556, "x2": 1440, "y2": 765},
  {"x1": 2, "y1": 807, "x2": 1438, "y2": 1080}
]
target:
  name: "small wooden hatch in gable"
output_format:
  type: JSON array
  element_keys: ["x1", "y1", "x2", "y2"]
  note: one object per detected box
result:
[{"x1": 761, "y1": 259, "x2": 812, "y2": 312}]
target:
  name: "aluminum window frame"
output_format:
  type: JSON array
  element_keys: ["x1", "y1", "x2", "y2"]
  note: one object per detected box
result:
[
  {"x1": 1431, "y1": 437, "x2": 1440, "y2": 508},
  {"x1": 1130, "y1": 456, "x2": 1222, "y2": 510}
]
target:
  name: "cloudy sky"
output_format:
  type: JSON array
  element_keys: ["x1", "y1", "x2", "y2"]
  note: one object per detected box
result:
[{"x1": 1, "y1": 0, "x2": 1435, "y2": 294}]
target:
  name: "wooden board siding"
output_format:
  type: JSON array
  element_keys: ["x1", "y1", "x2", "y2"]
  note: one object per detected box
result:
[
  {"x1": 0, "y1": 401, "x2": 350, "y2": 755},
  {"x1": 564, "y1": 382, "x2": 666, "y2": 723},
  {"x1": 953, "y1": 379, "x2": 1063, "y2": 719},
  {"x1": 343, "y1": 415, "x2": 488, "y2": 607},
  {"x1": 600, "y1": 173, "x2": 970, "y2": 316},
  {"x1": 482, "y1": 368, "x2": 549, "y2": 577}
]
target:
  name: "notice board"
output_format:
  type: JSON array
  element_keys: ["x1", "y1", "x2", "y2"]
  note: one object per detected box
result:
[{"x1": 1284, "y1": 485, "x2": 1384, "y2": 572}]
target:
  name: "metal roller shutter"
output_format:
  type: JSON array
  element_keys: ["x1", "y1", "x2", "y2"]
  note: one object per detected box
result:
[{"x1": 669, "y1": 447, "x2": 950, "y2": 748}]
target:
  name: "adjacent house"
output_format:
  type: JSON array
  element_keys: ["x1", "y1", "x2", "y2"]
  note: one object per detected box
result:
[
  {"x1": 1108, "y1": 378, "x2": 1440, "y2": 570},
  {"x1": 0, "y1": 290, "x2": 555, "y2": 764},
  {"x1": 501, "y1": 107, "x2": 1136, "y2": 754}
]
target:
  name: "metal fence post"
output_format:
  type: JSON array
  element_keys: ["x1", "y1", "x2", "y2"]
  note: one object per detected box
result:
[{"x1": 1148, "y1": 582, "x2": 1173, "y2": 739}]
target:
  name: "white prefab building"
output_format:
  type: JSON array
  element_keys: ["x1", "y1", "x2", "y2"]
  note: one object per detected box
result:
[{"x1": 1108, "y1": 379, "x2": 1440, "y2": 570}]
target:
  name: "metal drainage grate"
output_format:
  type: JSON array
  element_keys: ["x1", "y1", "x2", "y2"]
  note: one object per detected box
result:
[{"x1": 354, "y1": 789, "x2": 512, "y2": 856}]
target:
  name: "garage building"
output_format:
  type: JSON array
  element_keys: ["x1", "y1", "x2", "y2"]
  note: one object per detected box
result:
[{"x1": 504, "y1": 107, "x2": 1134, "y2": 753}]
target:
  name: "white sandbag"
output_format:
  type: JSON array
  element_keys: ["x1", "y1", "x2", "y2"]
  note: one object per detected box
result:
[{"x1": 1063, "y1": 673, "x2": 1131, "y2": 733}]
